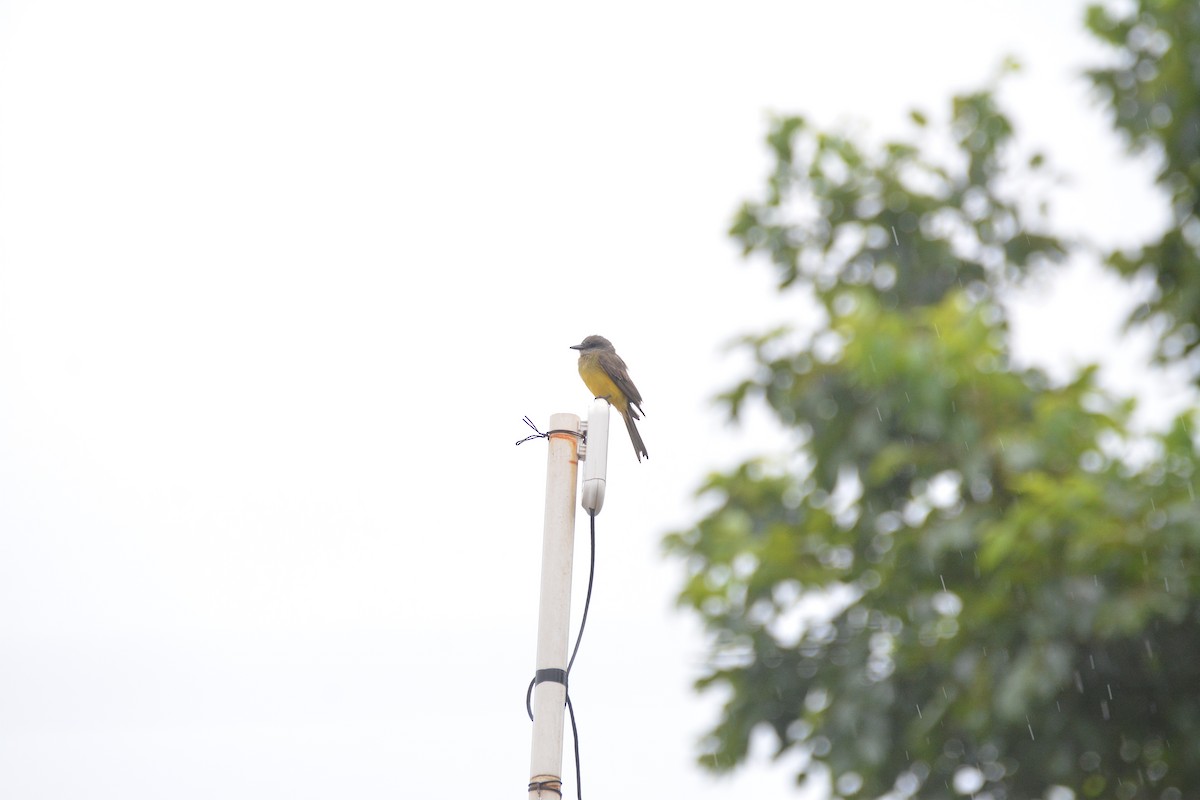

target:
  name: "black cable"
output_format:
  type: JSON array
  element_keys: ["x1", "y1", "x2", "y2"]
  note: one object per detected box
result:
[
  {"x1": 568, "y1": 512, "x2": 597, "y2": 675},
  {"x1": 564, "y1": 512, "x2": 595, "y2": 799},
  {"x1": 566, "y1": 694, "x2": 581, "y2": 799},
  {"x1": 526, "y1": 511, "x2": 597, "y2": 800}
]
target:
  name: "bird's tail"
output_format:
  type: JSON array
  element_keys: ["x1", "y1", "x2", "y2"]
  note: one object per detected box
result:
[{"x1": 622, "y1": 409, "x2": 648, "y2": 462}]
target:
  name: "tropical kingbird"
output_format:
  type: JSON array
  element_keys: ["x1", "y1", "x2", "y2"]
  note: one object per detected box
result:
[{"x1": 570, "y1": 335, "x2": 648, "y2": 462}]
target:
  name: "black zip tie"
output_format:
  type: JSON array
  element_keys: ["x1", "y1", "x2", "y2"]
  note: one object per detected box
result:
[{"x1": 535, "y1": 668, "x2": 568, "y2": 687}]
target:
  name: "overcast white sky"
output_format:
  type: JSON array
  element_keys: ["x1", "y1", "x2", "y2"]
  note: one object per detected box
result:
[{"x1": 0, "y1": 1, "x2": 1192, "y2": 799}]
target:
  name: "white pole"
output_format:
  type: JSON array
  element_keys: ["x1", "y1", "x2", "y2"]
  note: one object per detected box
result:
[{"x1": 528, "y1": 413, "x2": 581, "y2": 800}]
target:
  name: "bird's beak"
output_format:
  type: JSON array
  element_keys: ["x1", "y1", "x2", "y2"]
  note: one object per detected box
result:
[{"x1": 569, "y1": 343, "x2": 583, "y2": 350}]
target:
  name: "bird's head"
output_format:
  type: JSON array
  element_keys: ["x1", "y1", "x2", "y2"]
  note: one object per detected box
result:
[{"x1": 570, "y1": 335, "x2": 613, "y2": 353}]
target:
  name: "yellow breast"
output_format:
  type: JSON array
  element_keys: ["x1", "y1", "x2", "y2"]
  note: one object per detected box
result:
[{"x1": 578, "y1": 353, "x2": 628, "y2": 413}]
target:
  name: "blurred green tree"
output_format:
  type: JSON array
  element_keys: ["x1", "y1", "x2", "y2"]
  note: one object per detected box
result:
[
  {"x1": 666, "y1": 4, "x2": 1200, "y2": 799},
  {"x1": 1087, "y1": 0, "x2": 1200, "y2": 373}
]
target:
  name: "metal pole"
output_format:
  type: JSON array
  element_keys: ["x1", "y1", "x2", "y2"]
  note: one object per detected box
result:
[{"x1": 528, "y1": 413, "x2": 580, "y2": 800}]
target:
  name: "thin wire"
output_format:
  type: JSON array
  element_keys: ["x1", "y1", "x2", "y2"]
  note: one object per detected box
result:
[{"x1": 516, "y1": 416, "x2": 548, "y2": 445}]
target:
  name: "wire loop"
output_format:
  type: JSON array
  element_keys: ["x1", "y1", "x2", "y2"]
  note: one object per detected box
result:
[
  {"x1": 516, "y1": 416, "x2": 583, "y2": 446},
  {"x1": 527, "y1": 779, "x2": 563, "y2": 798},
  {"x1": 515, "y1": 416, "x2": 548, "y2": 445}
]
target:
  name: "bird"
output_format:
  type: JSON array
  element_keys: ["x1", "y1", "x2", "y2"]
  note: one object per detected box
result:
[{"x1": 569, "y1": 335, "x2": 648, "y2": 462}]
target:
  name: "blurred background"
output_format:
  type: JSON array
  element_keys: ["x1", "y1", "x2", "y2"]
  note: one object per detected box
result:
[{"x1": 1, "y1": 1, "x2": 1197, "y2": 798}]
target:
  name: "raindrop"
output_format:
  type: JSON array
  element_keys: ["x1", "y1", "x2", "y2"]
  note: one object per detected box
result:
[
  {"x1": 891, "y1": 226, "x2": 900, "y2": 246},
  {"x1": 1107, "y1": 684, "x2": 1113, "y2": 700},
  {"x1": 1164, "y1": 577, "x2": 1170, "y2": 592},
  {"x1": 1027, "y1": 716, "x2": 1036, "y2": 740},
  {"x1": 916, "y1": 703, "x2": 923, "y2": 718},
  {"x1": 1075, "y1": 671, "x2": 1084, "y2": 692},
  {"x1": 1102, "y1": 700, "x2": 1110, "y2": 720}
]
